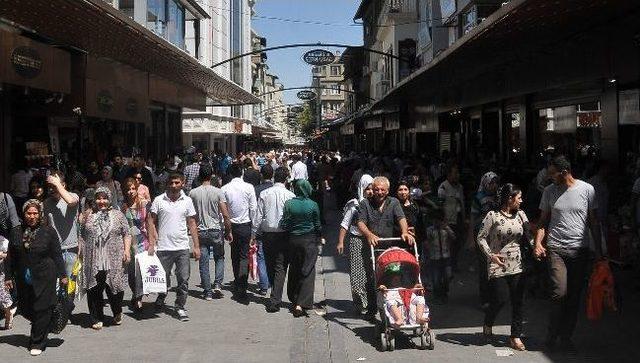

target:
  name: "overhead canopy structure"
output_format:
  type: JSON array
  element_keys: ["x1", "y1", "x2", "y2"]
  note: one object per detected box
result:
[
  {"x1": 0, "y1": 0, "x2": 261, "y2": 105},
  {"x1": 372, "y1": 0, "x2": 640, "y2": 110}
]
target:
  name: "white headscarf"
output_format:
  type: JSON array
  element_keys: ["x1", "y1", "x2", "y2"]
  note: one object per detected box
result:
[{"x1": 357, "y1": 174, "x2": 374, "y2": 202}]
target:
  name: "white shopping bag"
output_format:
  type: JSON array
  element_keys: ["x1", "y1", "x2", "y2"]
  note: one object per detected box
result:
[{"x1": 136, "y1": 252, "x2": 167, "y2": 295}]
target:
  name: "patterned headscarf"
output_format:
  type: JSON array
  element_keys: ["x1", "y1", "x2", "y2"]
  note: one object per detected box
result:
[
  {"x1": 478, "y1": 172, "x2": 499, "y2": 193},
  {"x1": 22, "y1": 199, "x2": 44, "y2": 249},
  {"x1": 92, "y1": 187, "x2": 113, "y2": 244},
  {"x1": 102, "y1": 165, "x2": 113, "y2": 179},
  {"x1": 94, "y1": 186, "x2": 113, "y2": 204}
]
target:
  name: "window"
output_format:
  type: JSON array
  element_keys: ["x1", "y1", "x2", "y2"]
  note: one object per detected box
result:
[
  {"x1": 147, "y1": 0, "x2": 166, "y2": 37},
  {"x1": 461, "y1": 6, "x2": 477, "y2": 35},
  {"x1": 330, "y1": 84, "x2": 341, "y2": 95},
  {"x1": 330, "y1": 66, "x2": 340, "y2": 76},
  {"x1": 119, "y1": 0, "x2": 134, "y2": 19},
  {"x1": 167, "y1": 0, "x2": 185, "y2": 49},
  {"x1": 230, "y1": 0, "x2": 244, "y2": 85}
]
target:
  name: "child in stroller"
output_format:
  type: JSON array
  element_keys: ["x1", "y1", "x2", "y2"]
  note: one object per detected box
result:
[
  {"x1": 379, "y1": 261, "x2": 429, "y2": 328},
  {"x1": 373, "y1": 242, "x2": 435, "y2": 351}
]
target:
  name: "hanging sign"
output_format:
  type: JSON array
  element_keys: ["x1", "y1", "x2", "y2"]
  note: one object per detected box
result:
[
  {"x1": 297, "y1": 90, "x2": 316, "y2": 100},
  {"x1": 302, "y1": 49, "x2": 336, "y2": 66},
  {"x1": 11, "y1": 46, "x2": 42, "y2": 78}
]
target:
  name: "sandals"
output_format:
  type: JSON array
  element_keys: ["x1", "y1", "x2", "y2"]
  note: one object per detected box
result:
[{"x1": 91, "y1": 321, "x2": 103, "y2": 330}]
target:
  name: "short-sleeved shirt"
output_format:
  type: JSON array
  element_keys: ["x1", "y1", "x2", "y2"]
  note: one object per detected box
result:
[
  {"x1": 43, "y1": 193, "x2": 80, "y2": 249},
  {"x1": 150, "y1": 191, "x2": 196, "y2": 251},
  {"x1": 189, "y1": 185, "x2": 226, "y2": 231},
  {"x1": 357, "y1": 197, "x2": 406, "y2": 238},
  {"x1": 539, "y1": 179, "x2": 597, "y2": 252}
]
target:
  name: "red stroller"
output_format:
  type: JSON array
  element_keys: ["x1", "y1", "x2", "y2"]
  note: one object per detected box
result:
[{"x1": 371, "y1": 238, "x2": 435, "y2": 351}]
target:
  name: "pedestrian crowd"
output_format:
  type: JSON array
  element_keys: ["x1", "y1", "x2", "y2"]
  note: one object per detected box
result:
[{"x1": 0, "y1": 146, "x2": 638, "y2": 356}]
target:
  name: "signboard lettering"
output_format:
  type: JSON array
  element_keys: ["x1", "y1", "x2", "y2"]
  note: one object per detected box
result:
[
  {"x1": 11, "y1": 46, "x2": 42, "y2": 78},
  {"x1": 302, "y1": 49, "x2": 336, "y2": 66},
  {"x1": 297, "y1": 90, "x2": 316, "y2": 100}
]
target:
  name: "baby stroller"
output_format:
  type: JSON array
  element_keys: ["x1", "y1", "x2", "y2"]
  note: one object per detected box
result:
[{"x1": 371, "y1": 238, "x2": 435, "y2": 351}]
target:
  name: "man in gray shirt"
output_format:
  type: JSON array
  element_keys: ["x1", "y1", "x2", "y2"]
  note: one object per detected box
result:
[
  {"x1": 189, "y1": 164, "x2": 231, "y2": 300},
  {"x1": 534, "y1": 155, "x2": 603, "y2": 352}
]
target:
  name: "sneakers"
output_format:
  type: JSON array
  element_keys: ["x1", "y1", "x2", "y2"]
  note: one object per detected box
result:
[
  {"x1": 257, "y1": 288, "x2": 269, "y2": 296},
  {"x1": 176, "y1": 309, "x2": 190, "y2": 322},
  {"x1": 213, "y1": 285, "x2": 223, "y2": 298},
  {"x1": 203, "y1": 291, "x2": 214, "y2": 301},
  {"x1": 30, "y1": 349, "x2": 42, "y2": 356}
]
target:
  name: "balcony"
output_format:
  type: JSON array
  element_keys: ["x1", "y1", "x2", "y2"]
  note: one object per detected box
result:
[{"x1": 379, "y1": 0, "x2": 417, "y2": 26}]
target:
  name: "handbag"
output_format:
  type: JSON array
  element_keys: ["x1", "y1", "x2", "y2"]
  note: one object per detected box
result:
[{"x1": 50, "y1": 286, "x2": 74, "y2": 334}]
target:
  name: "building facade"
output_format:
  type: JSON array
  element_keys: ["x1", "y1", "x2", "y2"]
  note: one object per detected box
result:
[
  {"x1": 0, "y1": 0, "x2": 258, "y2": 188},
  {"x1": 182, "y1": 0, "x2": 257, "y2": 154},
  {"x1": 311, "y1": 52, "x2": 347, "y2": 125}
]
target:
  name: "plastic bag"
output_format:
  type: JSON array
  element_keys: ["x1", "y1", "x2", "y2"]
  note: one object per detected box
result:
[
  {"x1": 67, "y1": 258, "x2": 82, "y2": 296},
  {"x1": 586, "y1": 260, "x2": 617, "y2": 321},
  {"x1": 50, "y1": 287, "x2": 74, "y2": 334},
  {"x1": 248, "y1": 244, "x2": 258, "y2": 281},
  {"x1": 136, "y1": 252, "x2": 167, "y2": 295}
]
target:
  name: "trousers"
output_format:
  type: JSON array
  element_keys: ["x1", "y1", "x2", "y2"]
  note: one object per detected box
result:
[
  {"x1": 87, "y1": 270, "x2": 124, "y2": 323},
  {"x1": 484, "y1": 273, "x2": 526, "y2": 337},
  {"x1": 262, "y1": 232, "x2": 289, "y2": 305},
  {"x1": 230, "y1": 222, "x2": 252, "y2": 295},
  {"x1": 156, "y1": 249, "x2": 191, "y2": 309}
]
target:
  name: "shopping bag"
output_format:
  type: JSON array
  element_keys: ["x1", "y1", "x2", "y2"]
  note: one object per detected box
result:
[
  {"x1": 136, "y1": 252, "x2": 167, "y2": 295},
  {"x1": 248, "y1": 244, "x2": 258, "y2": 281},
  {"x1": 586, "y1": 260, "x2": 617, "y2": 321},
  {"x1": 50, "y1": 287, "x2": 74, "y2": 334},
  {"x1": 67, "y1": 258, "x2": 82, "y2": 296}
]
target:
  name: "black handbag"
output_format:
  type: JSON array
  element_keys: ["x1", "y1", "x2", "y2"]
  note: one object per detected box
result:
[{"x1": 50, "y1": 287, "x2": 74, "y2": 334}]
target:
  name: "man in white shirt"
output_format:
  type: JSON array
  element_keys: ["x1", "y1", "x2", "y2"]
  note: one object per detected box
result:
[
  {"x1": 437, "y1": 164, "x2": 466, "y2": 271},
  {"x1": 252, "y1": 167, "x2": 295, "y2": 312},
  {"x1": 148, "y1": 173, "x2": 201, "y2": 321},
  {"x1": 221, "y1": 163, "x2": 257, "y2": 303},
  {"x1": 290, "y1": 154, "x2": 308, "y2": 181}
]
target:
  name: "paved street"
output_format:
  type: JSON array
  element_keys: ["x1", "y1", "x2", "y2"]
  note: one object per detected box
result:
[{"x1": 1, "y1": 194, "x2": 639, "y2": 362}]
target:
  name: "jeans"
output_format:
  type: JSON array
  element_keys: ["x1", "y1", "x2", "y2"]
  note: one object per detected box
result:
[
  {"x1": 256, "y1": 240, "x2": 269, "y2": 290},
  {"x1": 547, "y1": 248, "x2": 589, "y2": 340},
  {"x1": 156, "y1": 249, "x2": 191, "y2": 309},
  {"x1": 263, "y1": 232, "x2": 288, "y2": 305},
  {"x1": 230, "y1": 222, "x2": 252, "y2": 295},
  {"x1": 484, "y1": 273, "x2": 526, "y2": 337},
  {"x1": 61, "y1": 249, "x2": 78, "y2": 278},
  {"x1": 198, "y1": 229, "x2": 225, "y2": 294}
]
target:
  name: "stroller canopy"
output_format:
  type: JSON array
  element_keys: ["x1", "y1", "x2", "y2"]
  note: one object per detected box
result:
[{"x1": 375, "y1": 247, "x2": 420, "y2": 284}]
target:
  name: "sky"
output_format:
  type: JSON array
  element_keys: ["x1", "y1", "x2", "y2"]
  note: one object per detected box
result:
[{"x1": 252, "y1": 0, "x2": 363, "y2": 104}]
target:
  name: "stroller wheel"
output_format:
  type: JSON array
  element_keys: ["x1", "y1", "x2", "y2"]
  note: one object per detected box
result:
[
  {"x1": 420, "y1": 332, "x2": 428, "y2": 350},
  {"x1": 388, "y1": 335, "x2": 395, "y2": 351}
]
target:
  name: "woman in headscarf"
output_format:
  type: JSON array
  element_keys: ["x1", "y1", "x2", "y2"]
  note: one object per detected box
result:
[
  {"x1": 96, "y1": 166, "x2": 124, "y2": 209},
  {"x1": 5, "y1": 199, "x2": 66, "y2": 356},
  {"x1": 121, "y1": 177, "x2": 149, "y2": 312},
  {"x1": 81, "y1": 186, "x2": 131, "y2": 330},
  {"x1": 280, "y1": 180, "x2": 322, "y2": 317},
  {"x1": 470, "y1": 171, "x2": 499, "y2": 310},
  {"x1": 336, "y1": 174, "x2": 374, "y2": 315}
]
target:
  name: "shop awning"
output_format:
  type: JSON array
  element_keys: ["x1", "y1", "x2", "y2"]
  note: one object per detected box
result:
[
  {"x1": 0, "y1": 0, "x2": 261, "y2": 106},
  {"x1": 373, "y1": 0, "x2": 640, "y2": 110}
]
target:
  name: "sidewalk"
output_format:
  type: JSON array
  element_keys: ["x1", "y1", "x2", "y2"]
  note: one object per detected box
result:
[{"x1": 315, "y1": 193, "x2": 640, "y2": 362}]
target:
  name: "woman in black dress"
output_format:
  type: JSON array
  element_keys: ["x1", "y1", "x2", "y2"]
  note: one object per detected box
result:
[{"x1": 5, "y1": 199, "x2": 67, "y2": 356}]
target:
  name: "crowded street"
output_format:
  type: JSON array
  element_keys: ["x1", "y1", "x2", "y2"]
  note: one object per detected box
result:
[{"x1": 2, "y1": 0, "x2": 640, "y2": 362}]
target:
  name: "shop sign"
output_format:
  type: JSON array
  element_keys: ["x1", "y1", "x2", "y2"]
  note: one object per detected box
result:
[
  {"x1": 340, "y1": 124, "x2": 354, "y2": 135},
  {"x1": 384, "y1": 119, "x2": 400, "y2": 131},
  {"x1": 619, "y1": 89, "x2": 640, "y2": 125},
  {"x1": 365, "y1": 119, "x2": 382, "y2": 129},
  {"x1": 234, "y1": 120, "x2": 243, "y2": 133},
  {"x1": 11, "y1": 46, "x2": 42, "y2": 78},
  {"x1": 302, "y1": 49, "x2": 335, "y2": 66},
  {"x1": 97, "y1": 90, "x2": 114, "y2": 113},
  {"x1": 297, "y1": 90, "x2": 316, "y2": 101},
  {"x1": 126, "y1": 98, "x2": 138, "y2": 117}
]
